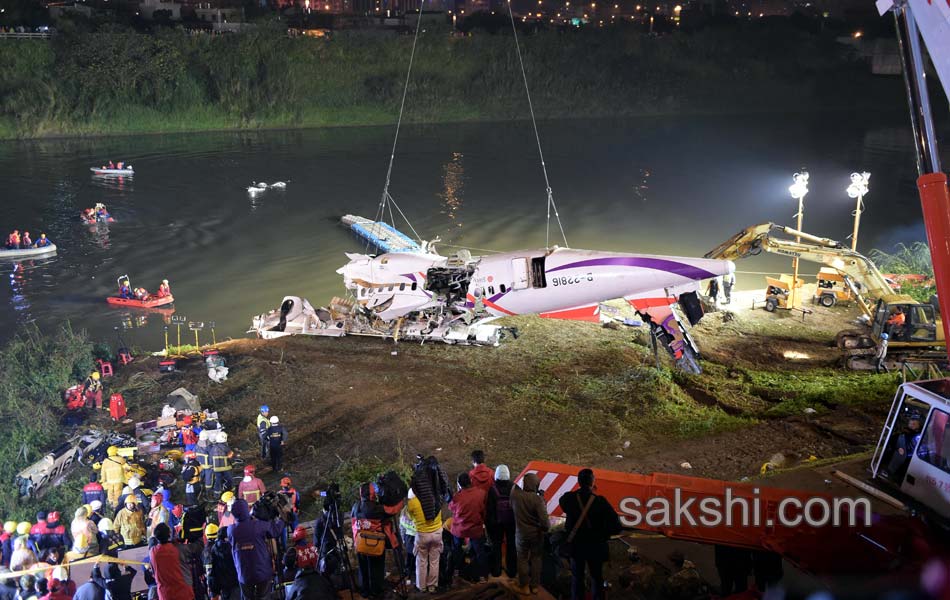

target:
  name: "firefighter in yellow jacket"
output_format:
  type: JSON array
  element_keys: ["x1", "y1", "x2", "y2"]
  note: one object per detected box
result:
[
  {"x1": 100, "y1": 446, "x2": 128, "y2": 509},
  {"x1": 114, "y1": 496, "x2": 146, "y2": 547}
]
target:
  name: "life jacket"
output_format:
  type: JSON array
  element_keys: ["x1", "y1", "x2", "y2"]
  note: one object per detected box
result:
[
  {"x1": 279, "y1": 488, "x2": 300, "y2": 512},
  {"x1": 158, "y1": 283, "x2": 170, "y2": 297},
  {"x1": 119, "y1": 285, "x2": 131, "y2": 297},
  {"x1": 182, "y1": 461, "x2": 201, "y2": 485},
  {"x1": 181, "y1": 428, "x2": 198, "y2": 447},
  {"x1": 21, "y1": 235, "x2": 31, "y2": 247}
]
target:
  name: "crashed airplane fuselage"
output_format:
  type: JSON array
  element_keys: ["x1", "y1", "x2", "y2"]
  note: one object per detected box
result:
[{"x1": 338, "y1": 246, "x2": 734, "y2": 372}]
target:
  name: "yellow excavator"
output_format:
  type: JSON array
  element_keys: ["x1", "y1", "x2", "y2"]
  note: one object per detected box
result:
[{"x1": 706, "y1": 223, "x2": 944, "y2": 368}]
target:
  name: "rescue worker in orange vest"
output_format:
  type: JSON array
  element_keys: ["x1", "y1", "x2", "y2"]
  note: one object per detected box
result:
[
  {"x1": 886, "y1": 306, "x2": 906, "y2": 339},
  {"x1": 237, "y1": 465, "x2": 267, "y2": 506},
  {"x1": 279, "y1": 477, "x2": 301, "y2": 530},
  {"x1": 20, "y1": 231, "x2": 31, "y2": 248},
  {"x1": 157, "y1": 279, "x2": 171, "y2": 298},
  {"x1": 134, "y1": 287, "x2": 148, "y2": 301},
  {"x1": 6, "y1": 230, "x2": 19, "y2": 249},
  {"x1": 83, "y1": 371, "x2": 103, "y2": 409},
  {"x1": 100, "y1": 446, "x2": 128, "y2": 509}
]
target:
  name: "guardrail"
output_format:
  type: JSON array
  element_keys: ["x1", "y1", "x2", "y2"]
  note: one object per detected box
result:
[{"x1": 0, "y1": 32, "x2": 52, "y2": 39}]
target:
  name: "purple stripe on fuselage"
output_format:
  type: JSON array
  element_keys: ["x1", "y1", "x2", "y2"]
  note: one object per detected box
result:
[{"x1": 546, "y1": 257, "x2": 716, "y2": 280}]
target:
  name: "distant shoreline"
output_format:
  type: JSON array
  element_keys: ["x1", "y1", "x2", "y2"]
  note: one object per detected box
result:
[{"x1": 0, "y1": 26, "x2": 906, "y2": 141}]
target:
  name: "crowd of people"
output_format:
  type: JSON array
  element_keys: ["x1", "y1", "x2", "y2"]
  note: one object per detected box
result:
[
  {"x1": 0, "y1": 434, "x2": 644, "y2": 600},
  {"x1": 4, "y1": 230, "x2": 51, "y2": 250}
]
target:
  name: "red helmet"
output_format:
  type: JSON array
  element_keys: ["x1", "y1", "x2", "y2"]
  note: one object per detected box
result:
[
  {"x1": 280, "y1": 477, "x2": 292, "y2": 487},
  {"x1": 292, "y1": 526, "x2": 308, "y2": 543},
  {"x1": 244, "y1": 465, "x2": 256, "y2": 476},
  {"x1": 47, "y1": 511, "x2": 60, "y2": 524},
  {"x1": 183, "y1": 451, "x2": 196, "y2": 460}
]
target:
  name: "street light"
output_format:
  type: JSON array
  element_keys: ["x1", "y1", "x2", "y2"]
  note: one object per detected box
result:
[
  {"x1": 846, "y1": 171, "x2": 870, "y2": 252},
  {"x1": 788, "y1": 170, "x2": 809, "y2": 308}
]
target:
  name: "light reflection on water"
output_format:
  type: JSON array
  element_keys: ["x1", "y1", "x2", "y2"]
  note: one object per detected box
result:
[{"x1": 0, "y1": 114, "x2": 943, "y2": 343}]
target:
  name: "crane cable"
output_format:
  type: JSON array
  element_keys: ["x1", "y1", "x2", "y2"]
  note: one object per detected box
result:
[
  {"x1": 505, "y1": 0, "x2": 568, "y2": 249},
  {"x1": 372, "y1": 0, "x2": 427, "y2": 251}
]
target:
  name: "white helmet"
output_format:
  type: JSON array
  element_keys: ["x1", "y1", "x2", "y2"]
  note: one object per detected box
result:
[
  {"x1": 98, "y1": 518, "x2": 113, "y2": 533},
  {"x1": 198, "y1": 430, "x2": 209, "y2": 442},
  {"x1": 128, "y1": 477, "x2": 141, "y2": 490},
  {"x1": 270, "y1": 416, "x2": 279, "y2": 424},
  {"x1": 218, "y1": 432, "x2": 228, "y2": 443}
]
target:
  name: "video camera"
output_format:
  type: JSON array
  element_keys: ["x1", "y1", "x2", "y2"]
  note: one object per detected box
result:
[{"x1": 319, "y1": 482, "x2": 341, "y2": 508}]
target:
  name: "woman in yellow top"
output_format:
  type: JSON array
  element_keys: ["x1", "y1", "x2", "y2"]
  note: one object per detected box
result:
[{"x1": 407, "y1": 488, "x2": 443, "y2": 593}]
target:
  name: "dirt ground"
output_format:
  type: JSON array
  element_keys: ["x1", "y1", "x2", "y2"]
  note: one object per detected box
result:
[{"x1": 101, "y1": 288, "x2": 897, "y2": 513}]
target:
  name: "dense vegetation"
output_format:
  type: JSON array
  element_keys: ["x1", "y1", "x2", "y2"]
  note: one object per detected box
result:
[
  {"x1": 0, "y1": 325, "x2": 94, "y2": 519},
  {"x1": 870, "y1": 242, "x2": 935, "y2": 302},
  {"x1": 0, "y1": 20, "x2": 900, "y2": 138}
]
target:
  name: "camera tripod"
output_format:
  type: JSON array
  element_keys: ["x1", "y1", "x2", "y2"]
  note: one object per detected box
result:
[{"x1": 317, "y1": 487, "x2": 357, "y2": 599}]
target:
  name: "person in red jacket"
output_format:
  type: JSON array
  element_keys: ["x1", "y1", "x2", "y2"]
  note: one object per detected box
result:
[
  {"x1": 150, "y1": 523, "x2": 195, "y2": 600},
  {"x1": 468, "y1": 450, "x2": 494, "y2": 493},
  {"x1": 448, "y1": 472, "x2": 489, "y2": 581},
  {"x1": 236, "y1": 465, "x2": 267, "y2": 506}
]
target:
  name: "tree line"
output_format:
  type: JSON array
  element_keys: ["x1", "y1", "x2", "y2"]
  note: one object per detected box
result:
[{"x1": 0, "y1": 21, "x2": 902, "y2": 138}]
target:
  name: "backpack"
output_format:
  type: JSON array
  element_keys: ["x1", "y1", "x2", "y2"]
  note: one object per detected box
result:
[
  {"x1": 493, "y1": 484, "x2": 514, "y2": 526},
  {"x1": 375, "y1": 471, "x2": 408, "y2": 508}
]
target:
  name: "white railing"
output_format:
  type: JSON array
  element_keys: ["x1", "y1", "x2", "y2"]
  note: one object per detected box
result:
[{"x1": 0, "y1": 32, "x2": 52, "y2": 39}]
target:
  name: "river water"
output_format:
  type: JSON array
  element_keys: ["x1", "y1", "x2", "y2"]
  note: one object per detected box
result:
[{"x1": 0, "y1": 114, "x2": 942, "y2": 345}]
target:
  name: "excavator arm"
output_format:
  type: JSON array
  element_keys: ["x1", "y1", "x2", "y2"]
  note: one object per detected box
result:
[{"x1": 706, "y1": 223, "x2": 897, "y2": 316}]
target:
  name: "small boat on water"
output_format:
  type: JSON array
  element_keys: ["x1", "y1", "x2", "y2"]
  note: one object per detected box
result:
[
  {"x1": 106, "y1": 294, "x2": 174, "y2": 308},
  {"x1": 0, "y1": 244, "x2": 57, "y2": 260},
  {"x1": 91, "y1": 167, "x2": 134, "y2": 176}
]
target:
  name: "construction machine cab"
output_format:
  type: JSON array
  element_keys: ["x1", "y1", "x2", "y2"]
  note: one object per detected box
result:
[
  {"x1": 870, "y1": 297, "x2": 940, "y2": 344},
  {"x1": 871, "y1": 379, "x2": 950, "y2": 520}
]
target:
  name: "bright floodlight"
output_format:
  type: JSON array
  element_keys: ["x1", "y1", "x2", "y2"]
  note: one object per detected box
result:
[
  {"x1": 789, "y1": 171, "x2": 809, "y2": 200},
  {"x1": 847, "y1": 171, "x2": 870, "y2": 198}
]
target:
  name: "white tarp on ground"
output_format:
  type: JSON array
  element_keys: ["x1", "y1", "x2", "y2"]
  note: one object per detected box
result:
[{"x1": 166, "y1": 387, "x2": 201, "y2": 412}]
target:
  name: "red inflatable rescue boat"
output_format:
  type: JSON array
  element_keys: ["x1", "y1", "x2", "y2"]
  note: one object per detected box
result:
[{"x1": 106, "y1": 295, "x2": 174, "y2": 308}]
